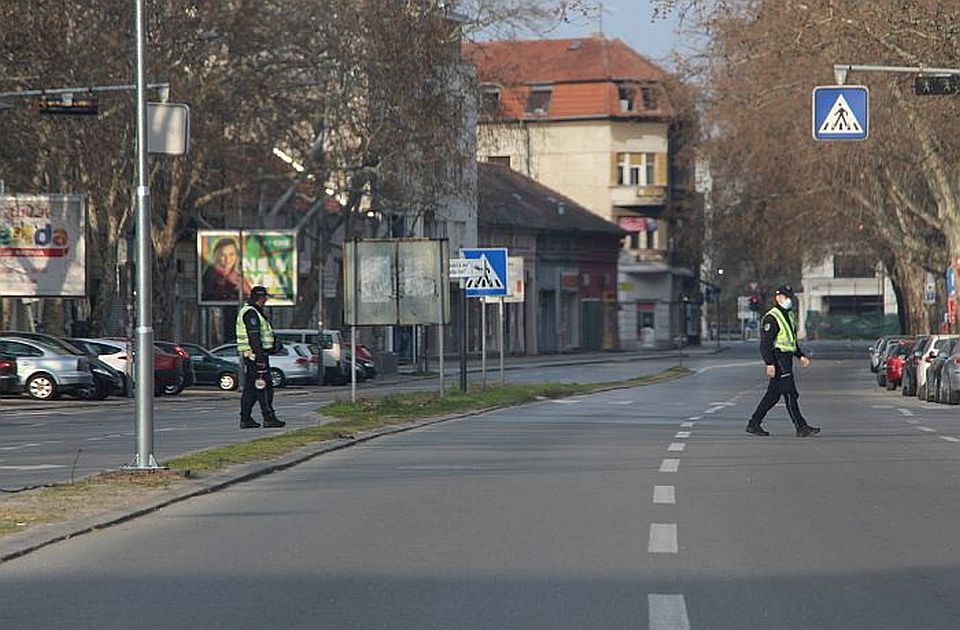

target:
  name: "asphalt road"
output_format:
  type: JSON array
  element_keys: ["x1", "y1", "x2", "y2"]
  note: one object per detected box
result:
[
  {"x1": 5, "y1": 341, "x2": 960, "y2": 628},
  {"x1": 0, "y1": 351, "x2": 683, "y2": 490}
]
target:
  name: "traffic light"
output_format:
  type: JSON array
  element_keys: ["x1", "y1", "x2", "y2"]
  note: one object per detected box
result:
[
  {"x1": 749, "y1": 294, "x2": 761, "y2": 311},
  {"x1": 915, "y1": 75, "x2": 960, "y2": 96},
  {"x1": 38, "y1": 94, "x2": 99, "y2": 115}
]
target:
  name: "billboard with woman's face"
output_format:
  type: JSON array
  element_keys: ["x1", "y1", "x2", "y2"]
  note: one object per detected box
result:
[{"x1": 197, "y1": 230, "x2": 297, "y2": 306}]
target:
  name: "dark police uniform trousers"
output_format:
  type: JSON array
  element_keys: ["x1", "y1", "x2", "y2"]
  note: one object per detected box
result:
[{"x1": 750, "y1": 350, "x2": 808, "y2": 428}]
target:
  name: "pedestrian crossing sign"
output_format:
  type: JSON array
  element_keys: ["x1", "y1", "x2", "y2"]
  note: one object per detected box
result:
[
  {"x1": 461, "y1": 247, "x2": 508, "y2": 297},
  {"x1": 812, "y1": 85, "x2": 869, "y2": 141}
]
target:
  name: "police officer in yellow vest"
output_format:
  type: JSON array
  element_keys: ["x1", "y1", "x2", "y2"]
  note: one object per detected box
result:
[
  {"x1": 236, "y1": 285, "x2": 285, "y2": 429},
  {"x1": 746, "y1": 285, "x2": 820, "y2": 437}
]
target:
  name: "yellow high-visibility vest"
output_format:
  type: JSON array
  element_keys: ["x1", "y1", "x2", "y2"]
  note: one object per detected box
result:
[
  {"x1": 765, "y1": 307, "x2": 797, "y2": 353},
  {"x1": 236, "y1": 304, "x2": 274, "y2": 355}
]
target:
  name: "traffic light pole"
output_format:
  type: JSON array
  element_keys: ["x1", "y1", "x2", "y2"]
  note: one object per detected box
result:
[{"x1": 833, "y1": 63, "x2": 960, "y2": 85}]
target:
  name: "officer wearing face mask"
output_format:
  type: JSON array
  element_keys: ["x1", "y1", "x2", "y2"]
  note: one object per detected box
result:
[{"x1": 746, "y1": 284, "x2": 821, "y2": 437}]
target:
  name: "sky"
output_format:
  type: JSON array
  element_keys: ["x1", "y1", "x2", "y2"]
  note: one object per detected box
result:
[{"x1": 537, "y1": 0, "x2": 704, "y2": 69}]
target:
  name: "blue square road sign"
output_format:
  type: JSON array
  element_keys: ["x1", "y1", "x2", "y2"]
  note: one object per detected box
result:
[
  {"x1": 812, "y1": 85, "x2": 869, "y2": 141},
  {"x1": 461, "y1": 248, "x2": 508, "y2": 297}
]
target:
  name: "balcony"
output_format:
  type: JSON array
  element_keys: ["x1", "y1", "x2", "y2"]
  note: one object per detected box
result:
[
  {"x1": 636, "y1": 185, "x2": 668, "y2": 205},
  {"x1": 610, "y1": 184, "x2": 668, "y2": 208}
]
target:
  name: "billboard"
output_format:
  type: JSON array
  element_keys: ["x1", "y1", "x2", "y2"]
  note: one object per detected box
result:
[
  {"x1": 0, "y1": 194, "x2": 86, "y2": 297},
  {"x1": 197, "y1": 229, "x2": 297, "y2": 306}
]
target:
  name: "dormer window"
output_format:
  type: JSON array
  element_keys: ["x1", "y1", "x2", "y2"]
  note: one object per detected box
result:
[
  {"x1": 481, "y1": 86, "x2": 501, "y2": 115},
  {"x1": 526, "y1": 87, "x2": 552, "y2": 115},
  {"x1": 618, "y1": 84, "x2": 636, "y2": 112},
  {"x1": 641, "y1": 86, "x2": 658, "y2": 110}
]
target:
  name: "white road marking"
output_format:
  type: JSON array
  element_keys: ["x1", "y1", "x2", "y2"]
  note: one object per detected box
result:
[
  {"x1": 898, "y1": 408, "x2": 914, "y2": 417},
  {"x1": 653, "y1": 485, "x2": 676, "y2": 505},
  {"x1": 667, "y1": 442, "x2": 686, "y2": 452},
  {"x1": 0, "y1": 443, "x2": 41, "y2": 451},
  {"x1": 0, "y1": 464, "x2": 66, "y2": 470},
  {"x1": 871, "y1": 405, "x2": 894, "y2": 409},
  {"x1": 649, "y1": 594, "x2": 691, "y2": 630},
  {"x1": 707, "y1": 401, "x2": 734, "y2": 406},
  {"x1": 918, "y1": 426, "x2": 936, "y2": 433},
  {"x1": 703, "y1": 406, "x2": 725, "y2": 414},
  {"x1": 687, "y1": 416, "x2": 702, "y2": 421},
  {"x1": 680, "y1": 422, "x2": 695, "y2": 428},
  {"x1": 941, "y1": 436, "x2": 960, "y2": 443},
  {"x1": 674, "y1": 431, "x2": 691, "y2": 439},
  {"x1": 551, "y1": 399, "x2": 582, "y2": 405},
  {"x1": 905, "y1": 418, "x2": 920, "y2": 425},
  {"x1": 659, "y1": 459, "x2": 680, "y2": 473},
  {"x1": 608, "y1": 400, "x2": 635, "y2": 406},
  {"x1": 648, "y1": 523, "x2": 679, "y2": 553}
]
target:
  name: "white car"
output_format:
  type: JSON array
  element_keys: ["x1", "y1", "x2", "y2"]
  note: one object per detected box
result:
[{"x1": 210, "y1": 342, "x2": 318, "y2": 387}]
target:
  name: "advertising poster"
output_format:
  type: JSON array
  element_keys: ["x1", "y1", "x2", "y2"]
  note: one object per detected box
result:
[
  {"x1": 0, "y1": 194, "x2": 86, "y2": 297},
  {"x1": 241, "y1": 230, "x2": 297, "y2": 306},
  {"x1": 197, "y1": 230, "x2": 297, "y2": 306}
]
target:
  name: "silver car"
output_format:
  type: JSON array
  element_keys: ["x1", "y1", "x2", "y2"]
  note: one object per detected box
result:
[
  {"x1": 210, "y1": 342, "x2": 318, "y2": 387},
  {"x1": 0, "y1": 337, "x2": 94, "y2": 400}
]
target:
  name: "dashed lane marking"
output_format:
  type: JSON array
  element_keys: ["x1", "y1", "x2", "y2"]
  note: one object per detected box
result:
[
  {"x1": 648, "y1": 594, "x2": 691, "y2": 630},
  {"x1": 674, "y1": 431, "x2": 691, "y2": 439},
  {"x1": 905, "y1": 419, "x2": 920, "y2": 425},
  {"x1": 648, "y1": 523, "x2": 679, "y2": 553},
  {"x1": 687, "y1": 416, "x2": 702, "y2": 421},
  {"x1": 941, "y1": 436, "x2": 960, "y2": 443},
  {"x1": 703, "y1": 406, "x2": 725, "y2": 414},
  {"x1": 667, "y1": 442, "x2": 686, "y2": 452},
  {"x1": 680, "y1": 422, "x2": 695, "y2": 429},
  {"x1": 607, "y1": 400, "x2": 635, "y2": 406},
  {"x1": 918, "y1": 427, "x2": 936, "y2": 433},
  {"x1": 0, "y1": 464, "x2": 66, "y2": 471},
  {"x1": 659, "y1": 459, "x2": 680, "y2": 473},
  {"x1": 898, "y1": 408, "x2": 914, "y2": 417},
  {"x1": 653, "y1": 485, "x2": 676, "y2": 504}
]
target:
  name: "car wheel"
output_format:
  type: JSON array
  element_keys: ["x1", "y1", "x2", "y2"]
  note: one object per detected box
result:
[
  {"x1": 76, "y1": 382, "x2": 107, "y2": 400},
  {"x1": 26, "y1": 373, "x2": 58, "y2": 400},
  {"x1": 218, "y1": 372, "x2": 238, "y2": 391},
  {"x1": 270, "y1": 368, "x2": 285, "y2": 388},
  {"x1": 163, "y1": 375, "x2": 185, "y2": 395}
]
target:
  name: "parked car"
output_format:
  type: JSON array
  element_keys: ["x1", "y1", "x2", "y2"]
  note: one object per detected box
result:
[
  {"x1": 0, "y1": 337, "x2": 94, "y2": 400},
  {"x1": 0, "y1": 331, "x2": 124, "y2": 400},
  {"x1": 869, "y1": 336, "x2": 886, "y2": 373},
  {"x1": 877, "y1": 339, "x2": 904, "y2": 387},
  {"x1": 154, "y1": 341, "x2": 197, "y2": 394},
  {"x1": 923, "y1": 338, "x2": 960, "y2": 403},
  {"x1": 210, "y1": 341, "x2": 318, "y2": 387},
  {"x1": 76, "y1": 338, "x2": 184, "y2": 395},
  {"x1": 900, "y1": 335, "x2": 930, "y2": 396},
  {"x1": 916, "y1": 335, "x2": 960, "y2": 400},
  {"x1": 872, "y1": 335, "x2": 908, "y2": 381},
  {"x1": 174, "y1": 342, "x2": 239, "y2": 391},
  {"x1": 884, "y1": 339, "x2": 915, "y2": 391},
  {"x1": 0, "y1": 352, "x2": 19, "y2": 395},
  {"x1": 273, "y1": 328, "x2": 353, "y2": 383}
]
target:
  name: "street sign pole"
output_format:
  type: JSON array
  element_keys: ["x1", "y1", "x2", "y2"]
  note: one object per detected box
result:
[
  {"x1": 438, "y1": 245, "x2": 445, "y2": 398},
  {"x1": 459, "y1": 281, "x2": 467, "y2": 392},
  {"x1": 129, "y1": 0, "x2": 159, "y2": 470},
  {"x1": 499, "y1": 297, "x2": 505, "y2": 385},
  {"x1": 481, "y1": 301, "x2": 487, "y2": 389}
]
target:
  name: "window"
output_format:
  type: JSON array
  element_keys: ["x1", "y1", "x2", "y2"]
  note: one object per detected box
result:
[
  {"x1": 617, "y1": 216, "x2": 658, "y2": 250},
  {"x1": 616, "y1": 153, "x2": 659, "y2": 186},
  {"x1": 833, "y1": 254, "x2": 876, "y2": 278},
  {"x1": 487, "y1": 155, "x2": 511, "y2": 168},
  {"x1": 481, "y1": 87, "x2": 500, "y2": 115},
  {"x1": 641, "y1": 86, "x2": 658, "y2": 110},
  {"x1": 526, "y1": 88, "x2": 552, "y2": 115},
  {"x1": 618, "y1": 84, "x2": 636, "y2": 112}
]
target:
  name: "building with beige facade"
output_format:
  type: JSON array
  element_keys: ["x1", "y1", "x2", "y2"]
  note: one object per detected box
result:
[{"x1": 464, "y1": 36, "x2": 701, "y2": 350}]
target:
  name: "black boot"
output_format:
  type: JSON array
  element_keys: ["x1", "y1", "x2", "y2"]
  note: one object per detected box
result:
[
  {"x1": 262, "y1": 415, "x2": 286, "y2": 428},
  {"x1": 796, "y1": 424, "x2": 821, "y2": 437},
  {"x1": 240, "y1": 417, "x2": 261, "y2": 429},
  {"x1": 746, "y1": 421, "x2": 770, "y2": 436}
]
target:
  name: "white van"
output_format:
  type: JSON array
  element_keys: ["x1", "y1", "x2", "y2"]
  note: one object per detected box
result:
[{"x1": 273, "y1": 329, "x2": 346, "y2": 383}]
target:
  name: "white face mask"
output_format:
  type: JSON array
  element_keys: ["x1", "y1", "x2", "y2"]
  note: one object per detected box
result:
[{"x1": 781, "y1": 298, "x2": 793, "y2": 311}]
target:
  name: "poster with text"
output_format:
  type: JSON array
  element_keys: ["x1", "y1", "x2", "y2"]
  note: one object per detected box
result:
[
  {"x1": 241, "y1": 230, "x2": 297, "y2": 306},
  {"x1": 0, "y1": 194, "x2": 86, "y2": 297}
]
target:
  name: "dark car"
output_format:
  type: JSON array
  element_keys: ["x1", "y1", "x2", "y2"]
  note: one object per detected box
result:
[
  {"x1": 155, "y1": 341, "x2": 197, "y2": 394},
  {"x1": 0, "y1": 331, "x2": 124, "y2": 400},
  {"x1": 923, "y1": 338, "x2": 960, "y2": 403},
  {"x1": 0, "y1": 352, "x2": 19, "y2": 395},
  {"x1": 884, "y1": 339, "x2": 915, "y2": 391},
  {"x1": 175, "y1": 342, "x2": 239, "y2": 391}
]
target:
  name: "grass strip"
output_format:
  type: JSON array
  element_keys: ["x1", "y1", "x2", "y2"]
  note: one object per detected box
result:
[{"x1": 0, "y1": 366, "x2": 690, "y2": 538}]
